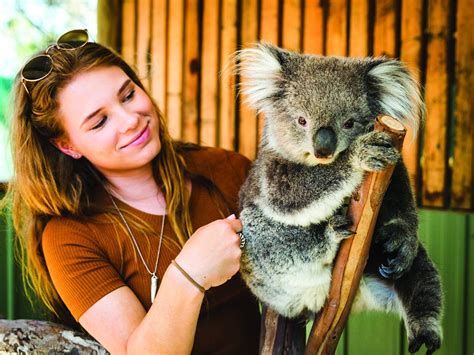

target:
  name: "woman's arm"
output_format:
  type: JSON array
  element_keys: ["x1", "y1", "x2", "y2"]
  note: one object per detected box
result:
[{"x1": 78, "y1": 216, "x2": 242, "y2": 354}]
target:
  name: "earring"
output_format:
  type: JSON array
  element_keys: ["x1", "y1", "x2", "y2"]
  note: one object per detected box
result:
[{"x1": 72, "y1": 153, "x2": 81, "y2": 159}]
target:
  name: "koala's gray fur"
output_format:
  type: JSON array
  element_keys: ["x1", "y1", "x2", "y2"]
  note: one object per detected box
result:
[{"x1": 237, "y1": 44, "x2": 442, "y2": 354}]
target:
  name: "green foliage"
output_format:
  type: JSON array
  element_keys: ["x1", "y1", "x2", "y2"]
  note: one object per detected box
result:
[{"x1": 0, "y1": 77, "x2": 14, "y2": 127}]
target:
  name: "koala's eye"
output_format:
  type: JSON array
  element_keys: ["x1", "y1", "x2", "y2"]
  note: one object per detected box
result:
[
  {"x1": 297, "y1": 117, "x2": 307, "y2": 127},
  {"x1": 343, "y1": 119, "x2": 355, "y2": 129}
]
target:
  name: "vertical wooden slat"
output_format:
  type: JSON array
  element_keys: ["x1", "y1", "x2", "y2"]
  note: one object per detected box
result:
[
  {"x1": 260, "y1": 0, "x2": 279, "y2": 45},
  {"x1": 166, "y1": 0, "x2": 184, "y2": 139},
  {"x1": 421, "y1": 0, "x2": 450, "y2": 207},
  {"x1": 219, "y1": 0, "x2": 238, "y2": 150},
  {"x1": 150, "y1": 0, "x2": 167, "y2": 114},
  {"x1": 373, "y1": 0, "x2": 397, "y2": 57},
  {"x1": 97, "y1": 0, "x2": 120, "y2": 50},
  {"x1": 282, "y1": 0, "x2": 302, "y2": 51},
  {"x1": 238, "y1": 0, "x2": 259, "y2": 159},
  {"x1": 326, "y1": 0, "x2": 347, "y2": 56},
  {"x1": 303, "y1": 0, "x2": 324, "y2": 54},
  {"x1": 200, "y1": 0, "x2": 220, "y2": 147},
  {"x1": 182, "y1": 0, "x2": 200, "y2": 143},
  {"x1": 136, "y1": 0, "x2": 151, "y2": 89},
  {"x1": 121, "y1": 0, "x2": 137, "y2": 66},
  {"x1": 349, "y1": 0, "x2": 369, "y2": 57},
  {"x1": 451, "y1": 0, "x2": 473, "y2": 210},
  {"x1": 400, "y1": 0, "x2": 423, "y2": 192}
]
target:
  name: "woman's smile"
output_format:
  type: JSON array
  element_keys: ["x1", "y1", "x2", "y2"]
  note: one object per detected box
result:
[{"x1": 121, "y1": 121, "x2": 151, "y2": 149}]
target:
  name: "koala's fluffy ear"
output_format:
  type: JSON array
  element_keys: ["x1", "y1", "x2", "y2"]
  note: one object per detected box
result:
[
  {"x1": 236, "y1": 43, "x2": 287, "y2": 113},
  {"x1": 368, "y1": 60, "x2": 424, "y2": 136}
]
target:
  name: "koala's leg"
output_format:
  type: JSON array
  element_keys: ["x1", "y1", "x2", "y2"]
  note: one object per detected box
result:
[
  {"x1": 355, "y1": 248, "x2": 442, "y2": 355},
  {"x1": 368, "y1": 161, "x2": 419, "y2": 280},
  {"x1": 393, "y1": 244, "x2": 442, "y2": 354}
]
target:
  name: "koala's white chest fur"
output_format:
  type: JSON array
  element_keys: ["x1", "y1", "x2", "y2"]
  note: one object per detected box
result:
[{"x1": 240, "y1": 202, "x2": 342, "y2": 318}]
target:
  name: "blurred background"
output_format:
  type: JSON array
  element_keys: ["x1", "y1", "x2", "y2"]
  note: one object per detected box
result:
[{"x1": 0, "y1": 1, "x2": 472, "y2": 354}]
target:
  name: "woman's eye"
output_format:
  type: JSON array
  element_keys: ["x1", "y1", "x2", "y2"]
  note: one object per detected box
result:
[
  {"x1": 123, "y1": 89, "x2": 135, "y2": 102},
  {"x1": 297, "y1": 117, "x2": 307, "y2": 127},
  {"x1": 343, "y1": 119, "x2": 354, "y2": 129},
  {"x1": 92, "y1": 116, "x2": 108, "y2": 130}
]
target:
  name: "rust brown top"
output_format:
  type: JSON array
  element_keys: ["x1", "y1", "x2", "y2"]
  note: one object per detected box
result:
[{"x1": 42, "y1": 146, "x2": 260, "y2": 354}]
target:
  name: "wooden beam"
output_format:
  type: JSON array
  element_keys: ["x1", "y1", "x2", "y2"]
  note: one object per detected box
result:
[
  {"x1": 400, "y1": 0, "x2": 423, "y2": 194},
  {"x1": 326, "y1": 0, "x2": 347, "y2": 56},
  {"x1": 150, "y1": 0, "x2": 167, "y2": 114},
  {"x1": 451, "y1": 0, "x2": 473, "y2": 210},
  {"x1": 219, "y1": 0, "x2": 238, "y2": 150},
  {"x1": 182, "y1": 0, "x2": 200, "y2": 144},
  {"x1": 373, "y1": 0, "x2": 397, "y2": 57},
  {"x1": 97, "y1": 0, "x2": 120, "y2": 50},
  {"x1": 238, "y1": 0, "x2": 259, "y2": 159},
  {"x1": 136, "y1": 0, "x2": 152, "y2": 90},
  {"x1": 303, "y1": 0, "x2": 324, "y2": 55},
  {"x1": 422, "y1": 0, "x2": 450, "y2": 207},
  {"x1": 200, "y1": 0, "x2": 220, "y2": 147},
  {"x1": 349, "y1": 0, "x2": 369, "y2": 57},
  {"x1": 166, "y1": 0, "x2": 185, "y2": 139},
  {"x1": 282, "y1": 0, "x2": 302, "y2": 52},
  {"x1": 121, "y1": 0, "x2": 136, "y2": 66}
]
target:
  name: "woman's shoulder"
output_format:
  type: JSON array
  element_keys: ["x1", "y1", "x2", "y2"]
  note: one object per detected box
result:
[
  {"x1": 42, "y1": 215, "x2": 103, "y2": 251},
  {"x1": 177, "y1": 143, "x2": 252, "y2": 182}
]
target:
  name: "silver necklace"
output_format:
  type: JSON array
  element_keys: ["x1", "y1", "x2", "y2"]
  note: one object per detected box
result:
[{"x1": 108, "y1": 193, "x2": 165, "y2": 304}]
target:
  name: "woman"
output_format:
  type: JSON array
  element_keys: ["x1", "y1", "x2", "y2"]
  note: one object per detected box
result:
[{"x1": 2, "y1": 29, "x2": 260, "y2": 353}]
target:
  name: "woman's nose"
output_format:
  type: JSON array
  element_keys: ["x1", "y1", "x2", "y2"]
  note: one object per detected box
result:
[{"x1": 116, "y1": 107, "x2": 139, "y2": 133}]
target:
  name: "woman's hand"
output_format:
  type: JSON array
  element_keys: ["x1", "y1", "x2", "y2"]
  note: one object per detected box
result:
[{"x1": 174, "y1": 214, "x2": 243, "y2": 290}]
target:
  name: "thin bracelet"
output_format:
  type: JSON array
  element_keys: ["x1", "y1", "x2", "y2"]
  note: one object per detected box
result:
[{"x1": 171, "y1": 260, "x2": 206, "y2": 293}]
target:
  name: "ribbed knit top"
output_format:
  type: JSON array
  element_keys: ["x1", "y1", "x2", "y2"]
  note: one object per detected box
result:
[{"x1": 42, "y1": 146, "x2": 260, "y2": 354}]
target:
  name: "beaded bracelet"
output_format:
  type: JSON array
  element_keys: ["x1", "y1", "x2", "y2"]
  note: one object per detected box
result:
[{"x1": 171, "y1": 260, "x2": 206, "y2": 293}]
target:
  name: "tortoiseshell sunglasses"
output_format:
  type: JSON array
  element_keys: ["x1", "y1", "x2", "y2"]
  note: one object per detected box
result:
[{"x1": 20, "y1": 29, "x2": 89, "y2": 96}]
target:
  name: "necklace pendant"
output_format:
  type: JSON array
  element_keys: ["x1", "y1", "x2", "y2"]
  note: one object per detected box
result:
[{"x1": 151, "y1": 275, "x2": 160, "y2": 303}]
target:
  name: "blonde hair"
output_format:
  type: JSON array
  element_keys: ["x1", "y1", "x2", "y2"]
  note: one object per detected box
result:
[{"x1": 1, "y1": 42, "x2": 194, "y2": 323}]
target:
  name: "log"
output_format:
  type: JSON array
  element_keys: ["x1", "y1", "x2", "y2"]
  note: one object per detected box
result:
[
  {"x1": 0, "y1": 319, "x2": 107, "y2": 354},
  {"x1": 305, "y1": 115, "x2": 406, "y2": 354}
]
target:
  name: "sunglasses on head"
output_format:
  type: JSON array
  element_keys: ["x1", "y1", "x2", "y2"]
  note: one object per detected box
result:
[{"x1": 21, "y1": 29, "x2": 89, "y2": 96}]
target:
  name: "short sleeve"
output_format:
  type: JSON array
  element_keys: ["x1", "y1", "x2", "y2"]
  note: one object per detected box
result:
[{"x1": 42, "y1": 217, "x2": 126, "y2": 320}]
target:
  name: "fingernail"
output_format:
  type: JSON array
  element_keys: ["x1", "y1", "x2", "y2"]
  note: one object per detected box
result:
[{"x1": 226, "y1": 214, "x2": 236, "y2": 220}]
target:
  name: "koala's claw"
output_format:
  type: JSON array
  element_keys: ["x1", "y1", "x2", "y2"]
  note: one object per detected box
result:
[
  {"x1": 327, "y1": 215, "x2": 354, "y2": 241},
  {"x1": 408, "y1": 318, "x2": 442, "y2": 354},
  {"x1": 375, "y1": 222, "x2": 418, "y2": 279},
  {"x1": 353, "y1": 131, "x2": 400, "y2": 172}
]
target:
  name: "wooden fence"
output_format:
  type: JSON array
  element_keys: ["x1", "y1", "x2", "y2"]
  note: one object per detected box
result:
[{"x1": 99, "y1": 0, "x2": 473, "y2": 212}]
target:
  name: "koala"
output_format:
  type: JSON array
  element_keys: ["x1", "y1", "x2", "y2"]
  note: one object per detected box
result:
[{"x1": 237, "y1": 44, "x2": 442, "y2": 354}]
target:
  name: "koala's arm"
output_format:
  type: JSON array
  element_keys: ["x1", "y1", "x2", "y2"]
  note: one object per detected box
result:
[{"x1": 366, "y1": 160, "x2": 419, "y2": 279}]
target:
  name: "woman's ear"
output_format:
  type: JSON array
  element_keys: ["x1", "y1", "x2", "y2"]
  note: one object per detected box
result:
[{"x1": 51, "y1": 138, "x2": 82, "y2": 159}]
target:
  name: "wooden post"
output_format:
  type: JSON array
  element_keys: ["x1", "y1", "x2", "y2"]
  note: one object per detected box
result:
[{"x1": 305, "y1": 115, "x2": 406, "y2": 354}]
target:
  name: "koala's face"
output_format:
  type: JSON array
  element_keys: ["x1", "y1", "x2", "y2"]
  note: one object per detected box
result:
[
  {"x1": 264, "y1": 58, "x2": 375, "y2": 165},
  {"x1": 238, "y1": 44, "x2": 421, "y2": 166}
]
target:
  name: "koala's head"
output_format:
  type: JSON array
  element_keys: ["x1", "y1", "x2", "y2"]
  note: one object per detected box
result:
[{"x1": 237, "y1": 43, "x2": 422, "y2": 165}]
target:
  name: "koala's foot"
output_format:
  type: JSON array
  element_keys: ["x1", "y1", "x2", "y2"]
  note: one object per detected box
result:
[
  {"x1": 327, "y1": 215, "x2": 354, "y2": 241},
  {"x1": 375, "y1": 219, "x2": 418, "y2": 279},
  {"x1": 407, "y1": 316, "x2": 442, "y2": 354},
  {"x1": 353, "y1": 131, "x2": 400, "y2": 172}
]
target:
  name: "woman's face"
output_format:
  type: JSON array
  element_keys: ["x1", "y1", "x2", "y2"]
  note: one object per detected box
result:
[{"x1": 55, "y1": 66, "x2": 161, "y2": 177}]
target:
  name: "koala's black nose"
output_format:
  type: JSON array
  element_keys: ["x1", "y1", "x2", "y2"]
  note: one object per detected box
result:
[{"x1": 313, "y1": 127, "x2": 337, "y2": 158}]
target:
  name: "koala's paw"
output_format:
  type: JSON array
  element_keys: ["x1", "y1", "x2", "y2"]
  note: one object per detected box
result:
[
  {"x1": 353, "y1": 131, "x2": 400, "y2": 172},
  {"x1": 408, "y1": 317, "x2": 442, "y2": 354},
  {"x1": 375, "y1": 220, "x2": 418, "y2": 279},
  {"x1": 327, "y1": 215, "x2": 354, "y2": 241}
]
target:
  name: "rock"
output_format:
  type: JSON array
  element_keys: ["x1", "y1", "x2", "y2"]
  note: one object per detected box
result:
[{"x1": 0, "y1": 319, "x2": 108, "y2": 354}]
